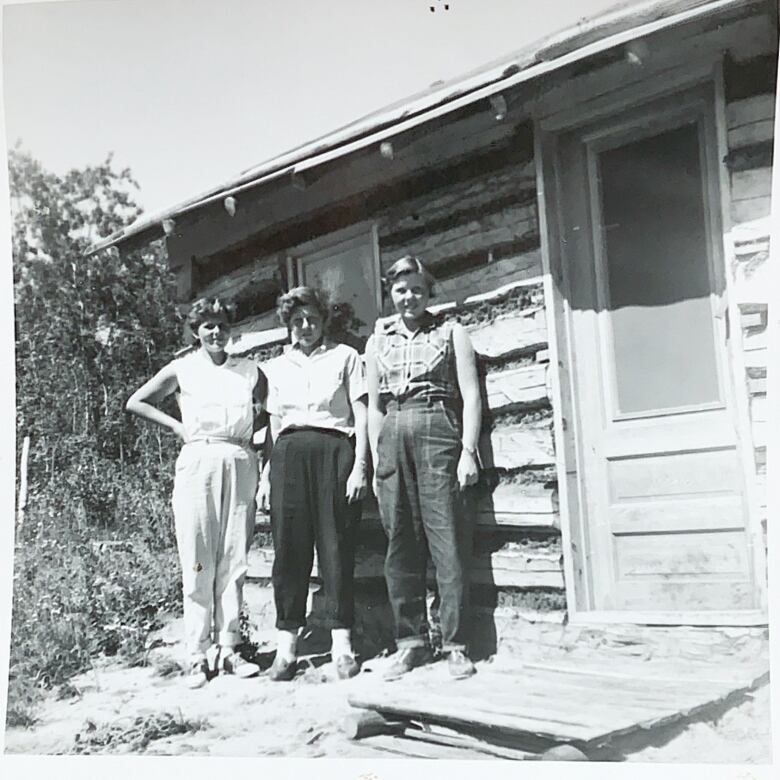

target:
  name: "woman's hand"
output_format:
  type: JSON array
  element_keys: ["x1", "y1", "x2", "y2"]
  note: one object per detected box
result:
[
  {"x1": 257, "y1": 473, "x2": 271, "y2": 514},
  {"x1": 173, "y1": 421, "x2": 189, "y2": 443},
  {"x1": 457, "y1": 448, "x2": 479, "y2": 490},
  {"x1": 346, "y1": 464, "x2": 368, "y2": 504}
]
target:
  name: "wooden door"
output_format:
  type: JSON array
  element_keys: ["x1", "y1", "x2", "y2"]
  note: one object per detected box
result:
[{"x1": 554, "y1": 86, "x2": 762, "y2": 622}]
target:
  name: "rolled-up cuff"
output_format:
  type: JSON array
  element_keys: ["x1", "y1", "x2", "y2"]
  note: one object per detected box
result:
[
  {"x1": 396, "y1": 636, "x2": 428, "y2": 650},
  {"x1": 217, "y1": 630, "x2": 241, "y2": 649}
]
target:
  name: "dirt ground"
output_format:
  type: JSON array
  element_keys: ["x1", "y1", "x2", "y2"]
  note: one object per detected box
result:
[{"x1": 3, "y1": 610, "x2": 774, "y2": 762}]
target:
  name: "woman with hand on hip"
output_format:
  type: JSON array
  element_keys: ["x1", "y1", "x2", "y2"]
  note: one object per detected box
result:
[
  {"x1": 126, "y1": 298, "x2": 264, "y2": 688},
  {"x1": 365, "y1": 256, "x2": 481, "y2": 681},
  {"x1": 258, "y1": 286, "x2": 368, "y2": 681}
]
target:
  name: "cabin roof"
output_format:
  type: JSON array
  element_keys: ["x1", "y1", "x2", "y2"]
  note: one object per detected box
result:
[{"x1": 88, "y1": 0, "x2": 752, "y2": 254}]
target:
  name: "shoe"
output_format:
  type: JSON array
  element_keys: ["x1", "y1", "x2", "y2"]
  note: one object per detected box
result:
[
  {"x1": 185, "y1": 659, "x2": 209, "y2": 689},
  {"x1": 335, "y1": 654, "x2": 360, "y2": 680},
  {"x1": 220, "y1": 649, "x2": 259, "y2": 679},
  {"x1": 268, "y1": 655, "x2": 297, "y2": 682},
  {"x1": 383, "y1": 645, "x2": 433, "y2": 681},
  {"x1": 447, "y1": 649, "x2": 476, "y2": 679}
]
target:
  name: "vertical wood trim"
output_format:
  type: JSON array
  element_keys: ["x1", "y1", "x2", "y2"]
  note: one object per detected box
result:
[
  {"x1": 713, "y1": 59, "x2": 768, "y2": 612},
  {"x1": 534, "y1": 123, "x2": 586, "y2": 617},
  {"x1": 285, "y1": 256, "x2": 296, "y2": 291},
  {"x1": 371, "y1": 223, "x2": 383, "y2": 315}
]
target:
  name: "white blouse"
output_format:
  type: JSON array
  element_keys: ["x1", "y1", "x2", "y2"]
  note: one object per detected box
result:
[
  {"x1": 264, "y1": 341, "x2": 366, "y2": 436},
  {"x1": 175, "y1": 351, "x2": 258, "y2": 443}
]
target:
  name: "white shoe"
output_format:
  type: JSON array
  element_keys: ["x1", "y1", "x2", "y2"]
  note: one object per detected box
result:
[
  {"x1": 185, "y1": 659, "x2": 209, "y2": 689},
  {"x1": 220, "y1": 649, "x2": 259, "y2": 679}
]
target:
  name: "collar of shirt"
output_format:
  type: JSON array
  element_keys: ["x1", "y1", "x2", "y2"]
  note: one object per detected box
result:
[
  {"x1": 382, "y1": 311, "x2": 437, "y2": 339},
  {"x1": 283, "y1": 338, "x2": 334, "y2": 363}
]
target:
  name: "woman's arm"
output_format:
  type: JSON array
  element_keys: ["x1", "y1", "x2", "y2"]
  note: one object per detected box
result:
[
  {"x1": 346, "y1": 397, "x2": 368, "y2": 503},
  {"x1": 125, "y1": 362, "x2": 185, "y2": 441},
  {"x1": 452, "y1": 323, "x2": 482, "y2": 489},
  {"x1": 257, "y1": 413, "x2": 281, "y2": 513},
  {"x1": 364, "y1": 337, "x2": 385, "y2": 494}
]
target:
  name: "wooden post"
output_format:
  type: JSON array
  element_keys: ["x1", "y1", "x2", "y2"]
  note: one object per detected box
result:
[{"x1": 17, "y1": 435, "x2": 30, "y2": 532}]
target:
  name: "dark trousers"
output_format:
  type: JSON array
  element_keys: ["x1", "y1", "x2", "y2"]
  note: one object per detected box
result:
[
  {"x1": 269, "y1": 427, "x2": 360, "y2": 631},
  {"x1": 375, "y1": 399, "x2": 473, "y2": 652}
]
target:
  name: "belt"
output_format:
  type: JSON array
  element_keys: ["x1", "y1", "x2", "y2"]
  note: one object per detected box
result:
[
  {"x1": 278, "y1": 425, "x2": 352, "y2": 440},
  {"x1": 385, "y1": 395, "x2": 452, "y2": 410},
  {"x1": 186, "y1": 435, "x2": 252, "y2": 447}
]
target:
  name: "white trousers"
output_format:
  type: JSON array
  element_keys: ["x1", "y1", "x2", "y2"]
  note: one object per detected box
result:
[{"x1": 172, "y1": 441, "x2": 258, "y2": 659}]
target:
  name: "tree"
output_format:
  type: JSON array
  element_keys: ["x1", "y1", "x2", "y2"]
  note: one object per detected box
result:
[{"x1": 11, "y1": 146, "x2": 182, "y2": 538}]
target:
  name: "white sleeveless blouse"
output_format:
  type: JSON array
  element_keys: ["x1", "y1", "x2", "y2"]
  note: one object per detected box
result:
[{"x1": 175, "y1": 351, "x2": 257, "y2": 443}]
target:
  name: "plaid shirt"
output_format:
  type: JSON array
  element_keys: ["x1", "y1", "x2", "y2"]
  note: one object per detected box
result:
[{"x1": 372, "y1": 312, "x2": 458, "y2": 403}]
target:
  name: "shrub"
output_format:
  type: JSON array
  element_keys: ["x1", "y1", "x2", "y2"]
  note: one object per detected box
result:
[{"x1": 6, "y1": 495, "x2": 182, "y2": 728}]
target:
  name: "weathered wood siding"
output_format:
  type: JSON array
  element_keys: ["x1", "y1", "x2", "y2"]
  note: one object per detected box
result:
[{"x1": 724, "y1": 57, "x2": 774, "y2": 529}]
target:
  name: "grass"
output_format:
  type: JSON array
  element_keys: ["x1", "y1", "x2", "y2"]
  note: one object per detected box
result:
[{"x1": 6, "y1": 497, "x2": 182, "y2": 728}]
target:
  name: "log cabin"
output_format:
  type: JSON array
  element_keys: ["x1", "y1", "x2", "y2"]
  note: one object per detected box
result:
[{"x1": 92, "y1": 0, "x2": 776, "y2": 635}]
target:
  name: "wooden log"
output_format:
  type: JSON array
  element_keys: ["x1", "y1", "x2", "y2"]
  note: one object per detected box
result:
[
  {"x1": 400, "y1": 726, "x2": 533, "y2": 760},
  {"x1": 535, "y1": 745, "x2": 589, "y2": 761},
  {"x1": 343, "y1": 710, "x2": 406, "y2": 740},
  {"x1": 463, "y1": 276, "x2": 543, "y2": 305},
  {"x1": 748, "y1": 376, "x2": 767, "y2": 394},
  {"x1": 726, "y1": 94, "x2": 776, "y2": 129},
  {"x1": 731, "y1": 196, "x2": 771, "y2": 224},
  {"x1": 728, "y1": 119, "x2": 775, "y2": 148},
  {"x1": 740, "y1": 311, "x2": 766, "y2": 329},
  {"x1": 468, "y1": 309, "x2": 547, "y2": 359},
  {"x1": 484, "y1": 364, "x2": 548, "y2": 411},
  {"x1": 750, "y1": 394, "x2": 767, "y2": 423},
  {"x1": 383, "y1": 206, "x2": 535, "y2": 262},
  {"x1": 433, "y1": 251, "x2": 542, "y2": 305},
  {"x1": 226, "y1": 326, "x2": 288, "y2": 357},
  {"x1": 480, "y1": 422, "x2": 555, "y2": 470},
  {"x1": 256, "y1": 481, "x2": 559, "y2": 532},
  {"x1": 730, "y1": 168, "x2": 773, "y2": 201},
  {"x1": 247, "y1": 545, "x2": 564, "y2": 589},
  {"x1": 380, "y1": 162, "x2": 536, "y2": 239}
]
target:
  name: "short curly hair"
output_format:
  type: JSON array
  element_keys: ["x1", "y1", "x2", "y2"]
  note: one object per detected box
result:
[
  {"x1": 276, "y1": 286, "x2": 330, "y2": 328},
  {"x1": 186, "y1": 297, "x2": 235, "y2": 336},
  {"x1": 382, "y1": 255, "x2": 436, "y2": 295}
]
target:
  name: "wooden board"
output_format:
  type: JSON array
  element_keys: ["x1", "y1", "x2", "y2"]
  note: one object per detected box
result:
[{"x1": 348, "y1": 655, "x2": 768, "y2": 749}]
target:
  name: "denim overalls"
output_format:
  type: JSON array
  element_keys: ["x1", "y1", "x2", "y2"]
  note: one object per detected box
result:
[{"x1": 373, "y1": 312, "x2": 471, "y2": 652}]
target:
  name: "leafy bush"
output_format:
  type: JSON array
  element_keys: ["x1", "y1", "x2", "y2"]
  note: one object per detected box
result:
[
  {"x1": 7, "y1": 148, "x2": 186, "y2": 727},
  {"x1": 7, "y1": 499, "x2": 182, "y2": 727}
]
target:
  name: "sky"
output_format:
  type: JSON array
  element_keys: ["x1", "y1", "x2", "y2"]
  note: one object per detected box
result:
[{"x1": 1, "y1": 0, "x2": 623, "y2": 215}]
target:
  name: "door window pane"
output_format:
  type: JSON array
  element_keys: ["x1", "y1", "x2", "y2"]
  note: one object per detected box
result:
[{"x1": 598, "y1": 123, "x2": 721, "y2": 414}]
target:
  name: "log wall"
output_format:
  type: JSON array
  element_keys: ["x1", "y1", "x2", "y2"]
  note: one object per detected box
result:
[{"x1": 180, "y1": 3, "x2": 774, "y2": 617}]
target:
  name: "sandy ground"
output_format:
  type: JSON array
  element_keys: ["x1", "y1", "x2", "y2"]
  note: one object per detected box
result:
[{"x1": 4, "y1": 615, "x2": 773, "y2": 762}]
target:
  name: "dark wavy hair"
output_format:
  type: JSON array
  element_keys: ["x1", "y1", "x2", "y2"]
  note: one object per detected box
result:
[
  {"x1": 382, "y1": 255, "x2": 436, "y2": 295},
  {"x1": 276, "y1": 286, "x2": 331, "y2": 328},
  {"x1": 186, "y1": 297, "x2": 235, "y2": 338}
]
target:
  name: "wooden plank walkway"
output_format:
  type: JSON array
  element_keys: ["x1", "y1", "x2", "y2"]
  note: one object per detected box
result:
[{"x1": 347, "y1": 654, "x2": 769, "y2": 755}]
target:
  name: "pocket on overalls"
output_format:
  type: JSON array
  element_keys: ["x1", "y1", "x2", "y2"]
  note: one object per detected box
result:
[{"x1": 375, "y1": 415, "x2": 397, "y2": 480}]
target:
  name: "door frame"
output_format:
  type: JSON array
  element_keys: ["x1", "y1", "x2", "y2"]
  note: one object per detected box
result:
[{"x1": 535, "y1": 58, "x2": 767, "y2": 625}]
